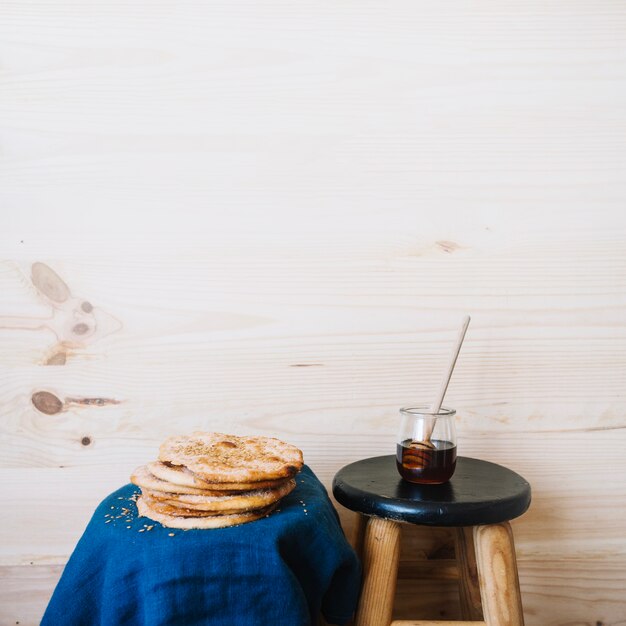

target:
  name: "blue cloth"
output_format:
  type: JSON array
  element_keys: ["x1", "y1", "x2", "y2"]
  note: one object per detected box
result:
[{"x1": 42, "y1": 466, "x2": 360, "y2": 626}]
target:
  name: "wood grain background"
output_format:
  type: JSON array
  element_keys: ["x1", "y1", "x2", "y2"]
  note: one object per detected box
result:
[{"x1": 1, "y1": 1, "x2": 625, "y2": 624}]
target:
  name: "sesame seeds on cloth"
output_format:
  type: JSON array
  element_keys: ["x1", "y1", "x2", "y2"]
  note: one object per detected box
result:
[
  {"x1": 41, "y1": 466, "x2": 361, "y2": 626},
  {"x1": 131, "y1": 432, "x2": 304, "y2": 529}
]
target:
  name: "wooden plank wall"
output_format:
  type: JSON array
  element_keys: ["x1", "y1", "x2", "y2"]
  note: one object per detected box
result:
[{"x1": 1, "y1": 2, "x2": 625, "y2": 624}]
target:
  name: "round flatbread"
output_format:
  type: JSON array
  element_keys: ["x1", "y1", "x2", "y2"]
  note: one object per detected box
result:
[
  {"x1": 130, "y1": 465, "x2": 235, "y2": 496},
  {"x1": 158, "y1": 432, "x2": 304, "y2": 483},
  {"x1": 147, "y1": 461, "x2": 289, "y2": 492},
  {"x1": 130, "y1": 465, "x2": 239, "y2": 496},
  {"x1": 142, "y1": 478, "x2": 296, "y2": 512},
  {"x1": 141, "y1": 495, "x2": 241, "y2": 517},
  {"x1": 137, "y1": 496, "x2": 277, "y2": 529}
]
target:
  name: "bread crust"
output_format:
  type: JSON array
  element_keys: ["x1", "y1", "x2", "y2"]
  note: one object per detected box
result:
[
  {"x1": 141, "y1": 495, "x2": 240, "y2": 517},
  {"x1": 131, "y1": 465, "x2": 237, "y2": 495},
  {"x1": 142, "y1": 478, "x2": 295, "y2": 512},
  {"x1": 158, "y1": 432, "x2": 303, "y2": 483},
  {"x1": 137, "y1": 496, "x2": 277, "y2": 529},
  {"x1": 147, "y1": 461, "x2": 290, "y2": 491}
]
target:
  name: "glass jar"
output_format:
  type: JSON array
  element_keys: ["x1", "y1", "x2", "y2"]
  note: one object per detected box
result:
[{"x1": 396, "y1": 405, "x2": 457, "y2": 484}]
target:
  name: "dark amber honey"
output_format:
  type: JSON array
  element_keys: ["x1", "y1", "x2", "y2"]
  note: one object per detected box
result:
[{"x1": 396, "y1": 438, "x2": 457, "y2": 484}]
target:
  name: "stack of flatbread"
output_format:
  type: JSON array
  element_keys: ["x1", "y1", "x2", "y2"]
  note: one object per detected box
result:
[{"x1": 131, "y1": 432, "x2": 303, "y2": 529}]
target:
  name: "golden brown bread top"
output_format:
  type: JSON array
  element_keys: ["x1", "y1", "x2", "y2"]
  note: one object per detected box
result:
[{"x1": 158, "y1": 432, "x2": 304, "y2": 483}]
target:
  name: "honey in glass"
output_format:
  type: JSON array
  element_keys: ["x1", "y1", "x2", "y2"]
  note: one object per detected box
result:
[{"x1": 396, "y1": 406, "x2": 457, "y2": 485}]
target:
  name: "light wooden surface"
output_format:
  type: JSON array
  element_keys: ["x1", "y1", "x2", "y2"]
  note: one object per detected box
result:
[{"x1": 1, "y1": 0, "x2": 626, "y2": 624}]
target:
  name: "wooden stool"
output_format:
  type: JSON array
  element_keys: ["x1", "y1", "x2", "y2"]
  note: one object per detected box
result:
[{"x1": 333, "y1": 456, "x2": 531, "y2": 626}]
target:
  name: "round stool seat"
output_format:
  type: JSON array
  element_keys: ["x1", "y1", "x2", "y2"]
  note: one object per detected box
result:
[{"x1": 333, "y1": 455, "x2": 531, "y2": 527}]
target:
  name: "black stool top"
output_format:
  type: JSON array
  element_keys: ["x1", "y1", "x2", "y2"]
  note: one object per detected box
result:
[{"x1": 333, "y1": 456, "x2": 531, "y2": 527}]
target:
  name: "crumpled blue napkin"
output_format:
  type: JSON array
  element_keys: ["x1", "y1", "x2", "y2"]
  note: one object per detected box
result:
[{"x1": 42, "y1": 465, "x2": 361, "y2": 626}]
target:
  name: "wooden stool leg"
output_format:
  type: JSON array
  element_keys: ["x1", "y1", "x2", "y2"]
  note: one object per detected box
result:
[
  {"x1": 455, "y1": 527, "x2": 483, "y2": 620},
  {"x1": 352, "y1": 512, "x2": 367, "y2": 561},
  {"x1": 473, "y1": 522, "x2": 524, "y2": 626},
  {"x1": 355, "y1": 517, "x2": 401, "y2": 626}
]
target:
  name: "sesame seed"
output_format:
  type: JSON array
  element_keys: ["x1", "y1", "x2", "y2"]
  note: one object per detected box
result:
[
  {"x1": 126, "y1": 526, "x2": 131, "y2": 529},
  {"x1": 168, "y1": 533, "x2": 175, "y2": 537}
]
